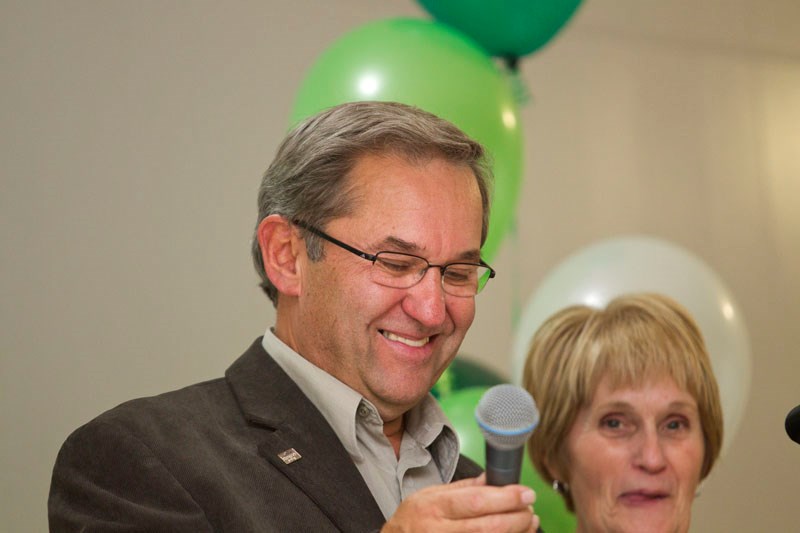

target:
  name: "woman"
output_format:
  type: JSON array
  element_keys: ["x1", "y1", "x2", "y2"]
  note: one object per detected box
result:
[{"x1": 522, "y1": 293, "x2": 723, "y2": 533}]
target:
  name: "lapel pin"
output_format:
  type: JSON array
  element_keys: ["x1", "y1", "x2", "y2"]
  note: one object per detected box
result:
[{"x1": 278, "y1": 448, "x2": 302, "y2": 465}]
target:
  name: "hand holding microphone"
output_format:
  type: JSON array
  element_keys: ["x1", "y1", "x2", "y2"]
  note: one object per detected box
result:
[{"x1": 383, "y1": 383, "x2": 541, "y2": 532}]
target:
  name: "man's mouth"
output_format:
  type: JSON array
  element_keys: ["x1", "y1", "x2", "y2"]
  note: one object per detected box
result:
[{"x1": 380, "y1": 329, "x2": 430, "y2": 347}]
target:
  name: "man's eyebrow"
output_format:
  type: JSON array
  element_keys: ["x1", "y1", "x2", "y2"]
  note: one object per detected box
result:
[
  {"x1": 379, "y1": 236, "x2": 417, "y2": 253},
  {"x1": 456, "y1": 249, "x2": 483, "y2": 262},
  {"x1": 376, "y1": 236, "x2": 483, "y2": 262}
]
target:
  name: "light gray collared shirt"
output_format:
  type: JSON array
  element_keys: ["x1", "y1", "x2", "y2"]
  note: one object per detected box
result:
[{"x1": 262, "y1": 329, "x2": 460, "y2": 519}]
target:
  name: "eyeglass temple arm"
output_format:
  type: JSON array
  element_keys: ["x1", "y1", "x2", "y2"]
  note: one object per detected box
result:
[{"x1": 292, "y1": 219, "x2": 378, "y2": 262}]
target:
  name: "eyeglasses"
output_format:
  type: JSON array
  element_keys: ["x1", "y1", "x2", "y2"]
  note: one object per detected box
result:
[{"x1": 293, "y1": 220, "x2": 496, "y2": 297}]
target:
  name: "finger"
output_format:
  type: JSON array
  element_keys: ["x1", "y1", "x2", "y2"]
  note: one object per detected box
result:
[
  {"x1": 443, "y1": 473, "x2": 484, "y2": 489},
  {"x1": 452, "y1": 506, "x2": 537, "y2": 533},
  {"x1": 532, "y1": 512, "x2": 541, "y2": 532},
  {"x1": 440, "y1": 484, "x2": 536, "y2": 519}
]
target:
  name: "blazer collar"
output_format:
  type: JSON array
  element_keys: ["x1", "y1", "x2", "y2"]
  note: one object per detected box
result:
[{"x1": 226, "y1": 338, "x2": 386, "y2": 531}]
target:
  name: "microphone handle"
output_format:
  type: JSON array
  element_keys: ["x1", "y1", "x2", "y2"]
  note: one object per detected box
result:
[{"x1": 485, "y1": 445, "x2": 524, "y2": 486}]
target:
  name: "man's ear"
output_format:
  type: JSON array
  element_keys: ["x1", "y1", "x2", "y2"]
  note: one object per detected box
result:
[{"x1": 256, "y1": 214, "x2": 303, "y2": 297}]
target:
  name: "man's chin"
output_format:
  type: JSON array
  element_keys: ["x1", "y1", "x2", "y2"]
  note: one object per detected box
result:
[{"x1": 369, "y1": 384, "x2": 434, "y2": 419}]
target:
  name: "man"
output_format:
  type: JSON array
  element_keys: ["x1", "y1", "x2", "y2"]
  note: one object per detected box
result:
[{"x1": 49, "y1": 101, "x2": 540, "y2": 532}]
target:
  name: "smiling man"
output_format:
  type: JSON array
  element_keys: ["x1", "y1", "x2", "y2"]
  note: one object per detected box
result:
[{"x1": 49, "y1": 101, "x2": 540, "y2": 532}]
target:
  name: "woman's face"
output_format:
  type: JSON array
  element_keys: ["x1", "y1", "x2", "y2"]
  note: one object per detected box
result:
[{"x1": 560, "y1": 374, "x2": 705, "y2": 533}]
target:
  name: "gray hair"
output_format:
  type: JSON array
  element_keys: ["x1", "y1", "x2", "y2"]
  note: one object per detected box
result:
[{"x1": 251, "y1": 101, "x2": 493, "y2": 306}]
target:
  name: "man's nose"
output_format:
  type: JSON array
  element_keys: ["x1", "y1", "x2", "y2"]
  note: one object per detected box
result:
[{"x1": 401, "y1": 267, "x2": 447, "y2": 327}]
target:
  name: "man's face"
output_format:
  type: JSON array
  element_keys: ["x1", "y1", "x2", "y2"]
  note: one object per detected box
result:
[{"x1": 291, "y1": 153, "x2": 484, "y2": 421}]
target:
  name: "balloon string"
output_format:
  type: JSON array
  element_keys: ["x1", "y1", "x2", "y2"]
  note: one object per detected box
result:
[
  {"x1": 500, "y1": 56, "x2": 526, "y2": 354},
  {"x1": 510, "y1": 215, "x2": 522, "y2": 332},
  {"x1": 503, "y1": 56, "x2": 531, "y2": 107},
  {"x1": 502, "y1": 55, "x2": 525, "y2": 332}
]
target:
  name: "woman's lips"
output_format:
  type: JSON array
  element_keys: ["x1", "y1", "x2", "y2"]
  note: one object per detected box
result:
[{"x1": 619, "y1": 490, "x2": 669, "y2": 505}]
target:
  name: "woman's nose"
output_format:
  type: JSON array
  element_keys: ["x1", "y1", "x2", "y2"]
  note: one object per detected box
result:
[{"x1": 635, "y1": 428, "x2": 668, "y2": 473}]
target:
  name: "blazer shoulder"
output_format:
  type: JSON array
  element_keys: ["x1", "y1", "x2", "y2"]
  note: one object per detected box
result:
[{"x1": 83, "y1": 376, "x2": 232, "y2": 433}]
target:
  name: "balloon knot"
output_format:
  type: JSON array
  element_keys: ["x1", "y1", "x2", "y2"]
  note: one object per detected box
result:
[{"x1": 503, "y1": 55, "x2": 520, "y2": 72}]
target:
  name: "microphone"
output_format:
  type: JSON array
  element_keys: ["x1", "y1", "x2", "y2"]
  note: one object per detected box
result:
[
  {"x1": 786, "y1": 404, "x2": 800, "y2": 444},
  {"x1": 475, "y1": 384, "x2": 539, "y2": 486}
]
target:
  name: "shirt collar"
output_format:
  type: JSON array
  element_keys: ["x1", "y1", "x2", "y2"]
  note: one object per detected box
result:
[{"x1": 262, "y1": 327, "x2": 460, "y2": 479}]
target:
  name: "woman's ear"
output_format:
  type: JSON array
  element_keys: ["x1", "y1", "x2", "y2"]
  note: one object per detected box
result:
[
  {"x1": 544, "y1": 456, "x2": 565, "y2": 485},
  {"x1": 256, "y1": 214, "x2": 303, "y2": 298}
]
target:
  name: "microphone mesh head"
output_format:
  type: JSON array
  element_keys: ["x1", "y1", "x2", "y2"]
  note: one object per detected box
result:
[
  {"x1": 475, "y1": 384, "x2": 539, "y2": 450},
  {"x1": 786, "y1": 404, "x2": 800, "y2": 444}
]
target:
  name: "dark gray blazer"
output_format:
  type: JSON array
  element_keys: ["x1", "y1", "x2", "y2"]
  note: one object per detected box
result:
[{"x1": 48, "y1": 338, "x2": 483, "y2": 532}]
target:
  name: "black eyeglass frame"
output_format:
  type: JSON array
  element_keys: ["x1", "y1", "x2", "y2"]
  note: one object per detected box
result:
[{"x1": 292, "y1": 219, "x2": 496, "y2": 295}]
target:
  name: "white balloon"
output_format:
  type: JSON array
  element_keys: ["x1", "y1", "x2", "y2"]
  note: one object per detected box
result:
[{"x1": 511, "y1": 235, "x2": 751, "y2": 453}]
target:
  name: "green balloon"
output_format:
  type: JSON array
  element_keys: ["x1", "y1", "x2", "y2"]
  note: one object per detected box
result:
[
  {"x1": 431, "y1": 355, "x2": 506, "y2": 399},
  {"x1": 290, "y1": 18, "x2": 523, "y2": 262},
  {"x1": 438, "y1": 386, "x2": 488, "y2": 462},
  {"x1": 438, "y1": 386, "x2": 577, "y2": 532},
  {"x1": 418, "y1": 0, "x2": 583, "y2": 59},
  {"x1": 520, "y1": 452, "x2": 577, "y2": 533}
]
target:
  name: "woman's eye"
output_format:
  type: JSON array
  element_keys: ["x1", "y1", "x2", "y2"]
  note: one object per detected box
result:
[
  {"x1": 601, "y1": 417, "x2": 623, "y2": 430},
  {"x1": 664, "y1": 417, "x2": 689, "y2": 431}
]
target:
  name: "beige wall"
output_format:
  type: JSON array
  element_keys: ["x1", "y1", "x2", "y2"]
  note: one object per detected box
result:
[{"x1": 2, "y1": 1, "x2": 798, "y2": 531}]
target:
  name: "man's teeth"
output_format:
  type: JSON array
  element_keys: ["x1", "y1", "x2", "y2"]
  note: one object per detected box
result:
[{"x1": 382, "y1": 330, "x2": 429, "y2": 347}]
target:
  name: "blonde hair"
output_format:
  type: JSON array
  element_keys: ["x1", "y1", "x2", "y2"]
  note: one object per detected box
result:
[{"x1": 522, "y1": 293, "x2": 723, "y2": 511}]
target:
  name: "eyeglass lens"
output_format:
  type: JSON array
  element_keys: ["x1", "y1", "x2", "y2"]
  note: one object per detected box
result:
[{"x1": 371, "y1": 252, "x2": 490, "y2": 297}]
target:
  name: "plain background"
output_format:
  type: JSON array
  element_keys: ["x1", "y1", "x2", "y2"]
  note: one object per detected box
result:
[{"x1": 2, "y1": 1, "x2": 799, "y2": 531}]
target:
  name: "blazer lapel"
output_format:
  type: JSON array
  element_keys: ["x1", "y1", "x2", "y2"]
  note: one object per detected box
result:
[{"x1": 226, "y1": 339, "x2": 386, "y2": 531}]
